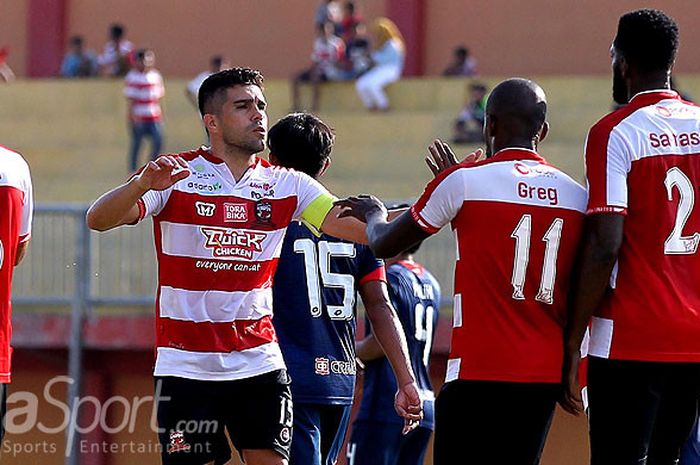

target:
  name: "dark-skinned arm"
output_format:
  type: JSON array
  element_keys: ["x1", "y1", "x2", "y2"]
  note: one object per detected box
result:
[
  {"x1": 356, "y1": 333, "x2": 384, "y2": 362},
  {"x1": 559, "y1": 213, "x2": 624, "y2": 414}
]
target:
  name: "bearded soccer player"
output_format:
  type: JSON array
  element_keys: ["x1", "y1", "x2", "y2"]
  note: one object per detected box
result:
[
  {"x1": 86, "y1": 68, "x2": 422, "y2": 465},
  {"x1": 337, "y1": 78, "x2": 587, "y2": 465},
  {"x1": 561, "y1": 10, "x2": 700, "y2": 465},
  {"x1": 0, "y1": 146, "x2": 33, "y2": 440},
  {"x1": 267, "y1": 113, "x2": 417, "y2": 465}
]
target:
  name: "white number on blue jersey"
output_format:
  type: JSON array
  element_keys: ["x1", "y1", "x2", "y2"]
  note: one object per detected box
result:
[
  {"x1": 510, "y1": 215, "x2": 563, "y2": 304},
  {"x1": 414, "y1": 303, "x2": 435, "y2": 366},
  {"x1": 664, "y1": 167, "x2": 700, "y2": 255},
  {"x1": 293, "y1": 239, "x2": 357, "y2": 320}
]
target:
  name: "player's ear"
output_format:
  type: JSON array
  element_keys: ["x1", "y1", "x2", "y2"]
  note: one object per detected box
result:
[
  {"x1": 203, "y1": 114, "x2": 217, "y2": 134},
  {"x1": 538, "y1": 121, "x2": 549, "y2": 144},
  {"x1": 318, "y1": 157, "x2": 331, "y2": 177}
]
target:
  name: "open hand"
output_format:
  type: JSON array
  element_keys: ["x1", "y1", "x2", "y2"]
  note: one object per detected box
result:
[
  {"x1": 395, "y1": 381, "x2": 424, "y2": 434},
  {"x1": 425, "y1": 139, "x2": 484, "y2": 177},
  {"x1": 135, "y1": 155, "x2": 191, "y2": 191},
  {"x1": 334, "y1": 195, "x2": 387, "y2": 223}
]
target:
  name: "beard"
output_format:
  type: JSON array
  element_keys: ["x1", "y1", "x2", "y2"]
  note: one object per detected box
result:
[
  {"x1": 612, "y1": 66, "x2": 629, "y2": 105},
  {"x1": 223, "y1": 133, "x2": 265, "y2": 155}
]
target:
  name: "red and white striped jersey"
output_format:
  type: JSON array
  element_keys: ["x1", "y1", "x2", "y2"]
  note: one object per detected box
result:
[
  {"x1": 585, "y1": 90, "x2": 700, "y2": 362},
  {"x1": 410, "y1": 148, "x2": 586, "y2": 383},
  {"x1": 0, "y1": 146, "x2": 33, "y2": 383},
  {"x1": 133, "y1": 148, "x2": 335, "y2": 381},
  {"x1": 124, "y1": 69, "x2": 164, "y2": 123}
]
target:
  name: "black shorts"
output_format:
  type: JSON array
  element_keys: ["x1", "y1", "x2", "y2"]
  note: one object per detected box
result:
[
  {"x1": 155, "y1": 370, "x2": 293, "y2": 465},
  {"x1": 434, "y1": 379, "x2": 559, "y2": 465},
  {"x1": 0, "y1": 383, "x2": 7, "y2": 441},
  {"x1": 588, "y1": 357, "x2": 700, "y2": 465}
]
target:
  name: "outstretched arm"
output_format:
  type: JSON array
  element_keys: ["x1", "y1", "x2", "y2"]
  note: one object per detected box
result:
[
  {"x1": 560, "y1": 213, "x2": 624, "y2": 414},
  {"x1": 360, "y1": 279, "x2": 422, "y2": 433},
  {"x1": 87, "y1": 155, "x2": 190, "y2": 231}
]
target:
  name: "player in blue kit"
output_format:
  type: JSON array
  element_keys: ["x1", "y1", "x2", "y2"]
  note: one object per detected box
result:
[
  {"x1": 268, "y1": 113, "x2": 420, "y2": 465},
  {"x1": 348, "y1": 239, "x2": 441, "y2": 465}
]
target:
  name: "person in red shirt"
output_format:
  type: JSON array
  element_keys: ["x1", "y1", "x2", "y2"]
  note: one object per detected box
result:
[
  {"x1": 562, "y1": 9, "x2": 700, "y2": 464},
  {"x1": 0, "y1": 146, "x2": 33, "y2": 439},
  {"x1": 337, "y1": 78, "x2": 587, "y2": 465}
]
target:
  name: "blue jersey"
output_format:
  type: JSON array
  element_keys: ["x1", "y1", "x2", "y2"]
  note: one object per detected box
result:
[
  {"x1": 357, "y1": 260, "x2": 440, "y2": 429},
  {"x1": 273, "y1": 221, "x2": 385, "y2": 405}
]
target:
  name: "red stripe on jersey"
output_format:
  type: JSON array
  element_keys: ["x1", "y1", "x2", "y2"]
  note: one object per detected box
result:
[
  {"x1": 157, "y1": 315, "x2": 277, "y2": 352},
  {"x1": 131, "y1": 98, "x2": 160, "y2": 105},
  {"x1": 359, "y1": 266, "x2": 387, "y2": 285},
  {"x1": 409, "y1": 207, "x2": 440, "y2": 234},
  {"x1": 126, "y1": 81, "x2": 158, "y2": 89},
  {"x1": 586, "y1": 91, "x2": 680, "y2": 215},
  {"x1": 156, "y1": 190, "x2": 298, "y2": 231},
  {"x1": 159, "y1": 255, "x2": 278, "y2": 292},
  {"x1": 397, "y1": 260, "x2": 425, "y2": 276}
]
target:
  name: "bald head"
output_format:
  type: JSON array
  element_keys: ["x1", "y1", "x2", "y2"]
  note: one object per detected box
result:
[{"x1": 485, "y1": 78, "x2": 548, "y2": 150}]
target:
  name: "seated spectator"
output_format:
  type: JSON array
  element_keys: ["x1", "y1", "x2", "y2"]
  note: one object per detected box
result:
[
  {"x1": 339, "y1": 1, "x2": 363, "y2": 42},
  {"x1": 315, "y1": 0, "x2": 342, "y2": 30},
  {"x1": 291, "y1": 21, "x2": 345, "y2": 112},
  {"x1": 355, "y1": 17, "x2": 405, "y2": 112},
  {"x1": 337, "y1": 22, "x2": 371, "y2": 80},
  {"x1": 452, "y1": 82, "x2": 488, "y2": 143},
  {"x1": 0, "y1": 47, "x2": 15, "y2": 83},
  {"x1": 98, "y1": 23, "x2": 134, "y2": 77},
  {"x1": 60, "y1": 35, "x2": 97, "y2": 78},
  {"x1": 443, "y1": 46, "x2": 477, "y2": 77},
  {"x1": 186, "y1": 55, "x2": 230, "y2": 107}
]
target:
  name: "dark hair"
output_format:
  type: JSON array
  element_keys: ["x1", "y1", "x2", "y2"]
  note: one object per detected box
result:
[
  {"x1": 267, "y1": 113, "x2": 335, "y2": 178},
  {"x1": 110, "y1": 24, "x2": 124, "y2": 39},
  {"x1": 456, "y1": 46, "x2": 469, "y2": 58},
  {"x1": 198, "y1": 67, "x2": 264, "y2": 117},
  {"x1": 614, "y1": 9, "x2": 679, "y2": 73},
  {"x1": 135, "y1": 49, "x2": 149, "y2": 61},
  {"x1": 70, "y1": 35, "x2": 83, "y2": 46},
  {"x1": 211, "y1": 55, "x2": 224, "y2": 69}
]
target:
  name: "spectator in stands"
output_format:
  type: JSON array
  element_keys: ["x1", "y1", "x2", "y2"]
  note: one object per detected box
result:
[
  {"x1": 315, "y1": 0, "x2": 342, "y2": 30},
  {"x1": 337, "y1": 22, "x2": 371, "y2": 80},
  {"x1": 339, "y1": 1, "x2": 363, "y2": 42},
  {"x1": 98, "y1": 23, "x2": 134, "y2": 77},
  {"x1": 124, "y1": 49, "x2": 165, "y2": 172},
  {"x1": 355, "y1": 17, "x2": 405, "y2": 112},
  {"x1": 452, "y1": 82, "x2": 488, "y2": 143},
  {"x1": 60, "y1": 35, "x2": 97, "y2": 78},
  {"x1": 186, "y1": 55, "x2": 230, "y2": 107},
  {"x1": 442, "y1": 46, "x2": 477, "y2": 77},
  {"x1": 0, "y1": 47, "x2": 15, "y2": 83},
  {"x1": 291, "y1": 21, "x2": 345, "y2": 112}
]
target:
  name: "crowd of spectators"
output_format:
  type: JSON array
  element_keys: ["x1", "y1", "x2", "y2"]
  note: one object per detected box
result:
[{"x1": 60, "y1": 23, "x2": 134, "y2": 78}]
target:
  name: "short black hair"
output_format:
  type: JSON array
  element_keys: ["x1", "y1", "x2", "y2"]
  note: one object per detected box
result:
[
  {"x1": 614, "y1": 9, "x2": 679, "y2": 73},
  {"x1": 211, "y1": 55, "x2": 224, "y2": 69},
  {"x1": 135, "y1": 48, "x2": 149, "y2": 61},
  {"x1": 70, "y1": 35, "x2": 83, "y2": 46},
  {"x1": 198, "y1": 67, "x2": 264, "y2": 117},
  {"x1": 267, "y1": 113, "x2": 335, "y2": 178},
  {"x1": 110, "y1": 24, "x2": 124, "y2": 39},
  {"x1": 486, "y1": 78, "x2": 547, "y2": 141}
]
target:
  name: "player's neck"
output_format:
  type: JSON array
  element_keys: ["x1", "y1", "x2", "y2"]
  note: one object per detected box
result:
[
  {"x1": 210, "y1": 142, "x2": 258, "y2": 181},
  {"x1": 628, "y1": 72, "x2": 671, "y2": 98},
  {"x1": 491, "y1": 138, "x2": 536, "y2": 155}
]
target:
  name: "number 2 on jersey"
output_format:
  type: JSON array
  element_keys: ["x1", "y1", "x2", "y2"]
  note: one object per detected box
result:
[
  {"x1": 510, "y1": 215, "x2": 564, "y2": 304},
  {"x1": 294, "y1": 238, "x2": 356, "y2": 320},
  {"x1": 664, "y1": 167, "x2": 700, "y2": 255}
]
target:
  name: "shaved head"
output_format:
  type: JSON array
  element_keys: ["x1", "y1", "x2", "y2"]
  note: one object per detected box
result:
[{"x1": 485, "y1": 78, "x2": 548, "y2": 151}]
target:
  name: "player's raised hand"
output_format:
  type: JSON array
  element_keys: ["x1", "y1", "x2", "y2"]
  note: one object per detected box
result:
[
  {"x1": 395, "y1": 381, "x2": 423, "y2": 435},
  {"x1": 559, "y1": 348, "x2": 583, "y2": 415},
  {"x1": 425, "y1": 139, "x2": 484, "y2": 177},
  {"x1": 335, "y1": 195, "x2": 388, "y2": 222},
  {"x1": 135, "y1": 155, "x2": 191, "y2": 191}
]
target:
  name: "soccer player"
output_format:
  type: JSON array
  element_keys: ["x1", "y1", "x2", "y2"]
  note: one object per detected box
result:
[
  {"x1": 348, "y1": 238, "x2": 440, "y2": 465},
  {"x1": 561, "y1": 9, "x2": 700, "y2": 464},
  {"x1": 267, "y1": 113, "x2": 418, "y2": 465},
  {"x1": 337, "y1": 78, "x2": 587, "y2": 465},
  {"x1": 86, "y1": 67, "x2": 422, "y2": 465},
  {"x1": 0, "y1": 145, "x2": 33, "y2": 440}
]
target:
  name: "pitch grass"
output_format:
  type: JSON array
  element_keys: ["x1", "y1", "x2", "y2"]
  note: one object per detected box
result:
[{"x1": 3, "y1": 75, "x2": 698, "y2": 205}]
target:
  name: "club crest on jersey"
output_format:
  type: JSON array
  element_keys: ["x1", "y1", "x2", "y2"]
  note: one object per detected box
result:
[
  {"x1": 224, "y1": 203, "x2": 248, "y2": 223},
  {"x1": 314, "y1": 357, "x2": 331, "y2": 376},
  {"x1": 195, "y1": 201, "x2": 216, "y2": 217},
  {"x1": 201, "y1": 227, "x2": 266, "y2": 259},
  {"x1": 167, "y1": 430, "x2": 191, "y2": 454},
  {"x1": 255, "y1": 200, "x2": 273, "y2": 224}
]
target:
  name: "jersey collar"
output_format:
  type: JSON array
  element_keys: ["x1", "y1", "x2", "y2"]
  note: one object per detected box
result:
[
  {"x1": 396, "y1": 259, "x2": 425, "y2": 275},
  {"x1": 490, "y1": 147, "x2": 546, "y2": 164},
  {"x1": 197, "y1": 147, "x2": 270, "y2": 169},
  {"x1": 628, "y1": 89, "x2": 680, "y2": 106}
]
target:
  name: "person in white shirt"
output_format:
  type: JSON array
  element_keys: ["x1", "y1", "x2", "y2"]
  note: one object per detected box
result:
[
  {"x1": 97, "y1": 23, "x2": 134, "y2": 77},
  {"x1": 186, "y1": 55, "x2": 230, "y2": 108}
]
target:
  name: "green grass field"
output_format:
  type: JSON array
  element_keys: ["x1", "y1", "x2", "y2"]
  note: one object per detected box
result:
[{"x1": 4, "y1": 75, "x2": 698, "y2": 205}]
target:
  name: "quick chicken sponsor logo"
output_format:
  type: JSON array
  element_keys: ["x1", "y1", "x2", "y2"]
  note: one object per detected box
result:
[{"x1": 200, "y1": 227, "x2": 266, "y2": 260}]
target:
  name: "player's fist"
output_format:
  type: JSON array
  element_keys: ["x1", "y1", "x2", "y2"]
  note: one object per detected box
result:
[
  {"x1": 394, "y1": 381, "x2": 424, "y2": 435},
  {"x1": 135, "y1": 155, "x2": 191, "y2": 191}
]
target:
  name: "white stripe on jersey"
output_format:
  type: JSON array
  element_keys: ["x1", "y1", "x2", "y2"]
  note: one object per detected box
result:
[
  {"x1": 159, "y1": 221, "x2": 286, "y2": 262},
  {"x1": 159, "y1": 286, "x2": 272, "y2": 322},
  {"x1": 154, "y1": 342, "x2": 286, "y2": 380}
]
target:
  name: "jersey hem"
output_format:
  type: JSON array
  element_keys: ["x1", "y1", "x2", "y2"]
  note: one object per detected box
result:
[
  {"x1": 589, "y1": 351, "x2": 700, "y2": 363},
  {"x1": 152, "y1": 360, "x2": 285, "y2": 381}
]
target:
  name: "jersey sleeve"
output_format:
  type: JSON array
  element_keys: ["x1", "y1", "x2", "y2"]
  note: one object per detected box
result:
[
  {"x1": 292, "y1": 171, "x2": 337, "y2": 232},
  {"x1": 584, "y1": 123, "x2": 631, "y2": 215},
  {"x1": 128, "y1": 170, "x2": 175, "y2": 224},
  {"x1": 19, "y1": 163, "x2": 33, "y2": 242},
  {"x1": 410, "y1": 167, "x2": 467, "y2": 234},
  {"x1": 356, "y1": 245, "x2": 386, "y2": 285}
]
